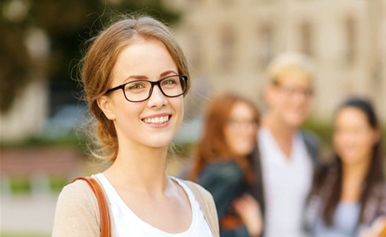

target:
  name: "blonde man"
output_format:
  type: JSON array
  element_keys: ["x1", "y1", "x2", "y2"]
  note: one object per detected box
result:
[{"x1": 251, "y1": 52, "x2": 320, "y2": 237}]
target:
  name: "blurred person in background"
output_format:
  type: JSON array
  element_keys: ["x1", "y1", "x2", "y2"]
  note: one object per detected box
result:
[
  {"x1": 52, "y1": 15, "x2": 219, "y2": 236},
  {"x1": 252, "y1": 52, "x2": 321, "y2": 237},
  {"x1": 305, "y1": 97, "x2": 386, "y2": 237},
  {"x1": 188, "y1": 93, "x2": 263, "y2": 237}
]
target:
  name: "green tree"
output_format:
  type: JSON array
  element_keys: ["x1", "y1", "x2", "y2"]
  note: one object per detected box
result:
[{"x1": 0, "y1": 0, "x2": 180, "y2": 113}]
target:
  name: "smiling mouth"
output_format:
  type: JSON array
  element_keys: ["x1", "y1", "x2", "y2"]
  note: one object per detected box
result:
[{"x1": 143, "y1": 115, "x2": 170, "y2": 124}]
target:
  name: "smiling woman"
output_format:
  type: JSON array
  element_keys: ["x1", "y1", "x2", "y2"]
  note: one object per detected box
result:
[
  {"x1": 187, "y1": 93, "x2": 263, "y2": 237},
  {"x1": 52, "y1": 15, "x2": 219, "y2": 237},
  {"x1": 305, "y1": 97, "x2": 386, "y2": 237}
]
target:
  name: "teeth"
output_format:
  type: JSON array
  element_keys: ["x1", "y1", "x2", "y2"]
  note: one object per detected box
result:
[{"x1": 144, "y1": 116, "x2": 169, "y2": 124}]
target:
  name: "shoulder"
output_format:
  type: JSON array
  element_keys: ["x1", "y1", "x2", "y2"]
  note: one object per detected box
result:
[
  {"x1": 300, "y1": 128, "x2": 321, "y2": 148},
  {"x1": 300, "y1": 128, "x2": 322, "y2": 164},
  {"x1": 52, "y1": 180, "x2": 99, "y2": 237},
  {"x1": 54, "y1": 179, "x2": 99, "y2": 218},
  {"x1": 182, "y1": 180, "x2": 212, "y2": 199},
  {"x1": 374, "y1": 182, "x2": 386, "y2": 201},
  {"x1": 180, "y1": 180, "x2": 220, "y2": 236},
  {"x1": 361, "y1": 182, "x2": 386, "y2": 226},
  {"x1": 57, "y1": 180, "x2": 97, "y2": 205},
  {"x1": 179, "y1": 179, "x2": 216, "y2": 216}
]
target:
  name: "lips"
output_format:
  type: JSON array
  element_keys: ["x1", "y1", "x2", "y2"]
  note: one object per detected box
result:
[{"x1": 142, "y1": 115, "x2": 170, "y2": 124}]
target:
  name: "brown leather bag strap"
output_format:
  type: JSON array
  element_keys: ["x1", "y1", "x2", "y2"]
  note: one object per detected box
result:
[{"x1": 72, "y1": 177, "x2": 110, "y2": 237}]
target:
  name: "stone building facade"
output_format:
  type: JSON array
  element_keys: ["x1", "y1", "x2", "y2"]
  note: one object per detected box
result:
[{"x1": 167, "y1": 0, "x2": 386, "y2": 122}]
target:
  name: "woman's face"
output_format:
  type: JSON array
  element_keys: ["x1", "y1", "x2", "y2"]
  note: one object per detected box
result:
[
  {"x1": 97, "y1": 38, "x2": 184, "y2": 149},
  {"x1": 333, "y1": 107, "x2": 379, "y2": 166},
  {"x1": 224, "y1": 102, "x2": 258, "y2": 156}
]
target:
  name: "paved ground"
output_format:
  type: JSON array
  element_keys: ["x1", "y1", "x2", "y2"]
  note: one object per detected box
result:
[{"x1": 0, "y1": 194, "x2": 58, "y2": 236}]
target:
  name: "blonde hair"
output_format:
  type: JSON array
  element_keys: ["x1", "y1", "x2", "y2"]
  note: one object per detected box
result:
[
  {"x1": 80, "y1": 16, "x2": 190, "y2": 162},
  {"x1": 267, "y1": 52, "x2": 315, "y2": 84}
]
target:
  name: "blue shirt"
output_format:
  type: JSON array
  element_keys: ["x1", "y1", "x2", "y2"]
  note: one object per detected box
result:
[{"x1": 313, "y1": 202, "x2": 360, "y2": 237}]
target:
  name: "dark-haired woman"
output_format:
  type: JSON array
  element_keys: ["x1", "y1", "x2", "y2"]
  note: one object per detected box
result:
[
  {"x1": 188, "y1": 93, "x2": 263, "y2": 237},
  {"x1": 305, "y1": 97, "x2": 386, "y2": 237}
]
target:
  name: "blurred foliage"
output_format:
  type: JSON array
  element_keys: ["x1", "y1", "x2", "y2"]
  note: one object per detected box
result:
[
  {"x1": 0, "y1": 130, "x2": 86, "y2": 149},
  {"x1": 0, "y1": 233, "x2": 49, "y2": 237},
  {"x1": 9, "y1": 176, "x2": 31, "y2": 194},
  {"x1": 0, "y1": 0, "x2": 180, "y2": 113},
  {"x1": 303, "y1": 118, "x2": 333, "y2": 146},
  {"x1": 49, "y1": 174, "x2": 69, "y2": 192}
]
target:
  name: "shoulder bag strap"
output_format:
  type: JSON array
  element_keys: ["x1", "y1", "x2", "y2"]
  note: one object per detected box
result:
[{"x1": 72, "y1": 177, "x2": 110, "y2": 237}]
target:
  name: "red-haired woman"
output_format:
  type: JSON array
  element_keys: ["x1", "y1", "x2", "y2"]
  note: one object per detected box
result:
[{"x1": 188, "y1": 93, "x2": 263, "y2": 237}]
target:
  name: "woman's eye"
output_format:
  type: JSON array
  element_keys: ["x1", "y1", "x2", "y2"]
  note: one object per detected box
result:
[
  {"x1": 127, "y1": 82, "x2": 146, "y2": 90},
  {"x1": 164, "y1": 79, "x2": 175, "y2": 84},
  {"x1": 162, "y1": 78, "x2": 178, "y2": 86}
]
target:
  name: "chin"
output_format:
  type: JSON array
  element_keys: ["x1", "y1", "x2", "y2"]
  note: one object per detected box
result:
[
  {"x1": 340, "y1": 156, "x2": 361, "y2": 165},
  {"x1": 285, "y1": 115, "x2": 306, "y2": 127},
  {"x1": 148, "y1": 136, "x2": 175, "y2": 148}
]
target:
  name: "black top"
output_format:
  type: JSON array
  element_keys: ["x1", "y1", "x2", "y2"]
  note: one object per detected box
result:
[{"x1": 199, "y1": 160, "x2": 251, "y2": 237}]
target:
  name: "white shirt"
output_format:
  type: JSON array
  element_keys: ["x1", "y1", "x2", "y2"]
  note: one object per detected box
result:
[
  {"x1": 95, "y1": 173, "x2": 213, "y2": 237},
  {"x1": 258, "y1": 127, "x2": 313, "y2": 237}
]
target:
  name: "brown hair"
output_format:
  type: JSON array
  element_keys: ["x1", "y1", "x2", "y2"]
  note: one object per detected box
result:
[
  {"x1": 80, "y1": 15, "x2": 190, "y2": 161},
  {"x1": 188, "y1": 93, "x2": 259, "y2": 184}
]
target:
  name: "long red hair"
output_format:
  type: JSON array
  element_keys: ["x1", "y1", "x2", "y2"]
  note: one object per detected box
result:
[{"x1": 188, "y1": 93, "x2": 259, "y2": 184}]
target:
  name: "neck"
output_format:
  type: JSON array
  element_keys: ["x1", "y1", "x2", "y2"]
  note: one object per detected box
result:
[
  {"x1": 342, "y1": 159, "x2": 370, "y2": 182},
  {"x1": 341, "y1": 158, "x2": 371, "y2": 201},
  {"x1": 104, "y1": 142, "x2": 169, "y2": 194},
  {"x1": 262, "y1": 113, "x2": 297, "y2": 141},
  {"x1": 262, "y1": 113, "x2": 298, "y2": 158}
]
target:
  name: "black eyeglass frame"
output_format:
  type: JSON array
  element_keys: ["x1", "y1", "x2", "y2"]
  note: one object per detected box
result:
[{"x1": 104, "y1": 75, "x2": 188, "y2": 102}]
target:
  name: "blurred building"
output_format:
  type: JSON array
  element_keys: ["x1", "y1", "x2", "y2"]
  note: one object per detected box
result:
[
  {"x1": 1, "y1": 0, "x2": 385, "y2": 143},
  {"x1": 167, "y1": 0, "x2": 386, "y2": 121}
]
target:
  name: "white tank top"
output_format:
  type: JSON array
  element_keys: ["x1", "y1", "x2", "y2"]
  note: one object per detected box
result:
[{"x1": 94, "y1": 173, "x2": 213, "y2": 237}]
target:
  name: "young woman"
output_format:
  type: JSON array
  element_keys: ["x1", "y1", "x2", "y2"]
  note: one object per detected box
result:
[
  {"x1": 188, "y1": 93, "x2": 263, "y2": 237},
  {"x1": 52, "y1": 16, "x2": 219, "y2": 236},
  {"x1": 305, "y1": 97, "x2": 386, "y2": 237}
]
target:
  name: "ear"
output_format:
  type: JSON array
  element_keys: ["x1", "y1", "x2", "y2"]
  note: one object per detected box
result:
[{"x1": 97, "y1": 95, "x2": 116, "y2": 120}]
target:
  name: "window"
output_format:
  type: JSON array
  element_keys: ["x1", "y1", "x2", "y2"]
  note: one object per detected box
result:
[
  {"x1": 219, "y1": 27, "x2": 235, "y2": 70},
  {"x1": 300, "y1": 21, "x2": 313, "y2": 56},
  {"x1": 257, "y1": 23, "x2": 274, "y2": 67},
  {"x1": 344, "y1": 16, "x2": 356, "y2": 65},
  {"x1": 187, "y1": 29, "x2": 202, "y2": 70}
]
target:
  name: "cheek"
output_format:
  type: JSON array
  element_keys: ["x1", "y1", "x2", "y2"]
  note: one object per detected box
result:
[
  {"x1": 174, "y1": 98, "x2": 184, "y2": 124},
  {"x1": 360, "y1": 135, "x2": 377, "y2": 153},
  {"x1": 334, "y1": 133, "x2": 374, "y2": 155},
  {"x1": 224, "y1": 127, "x2": 239, "y2": 150},
  {"x1": 224, "y1": 127, "x2": 233, "y2": 144}
]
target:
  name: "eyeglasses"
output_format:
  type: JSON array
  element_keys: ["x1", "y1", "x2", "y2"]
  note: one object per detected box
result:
[
  {"x1": 228, "y1": 119, "x2": 258, "y2": 128},
  {"x1": 274, "y1": 83, "x2": 313, "y2": 98},
  {"x1": 105, "y1": 75, "x2": 188, "y2": 102}
]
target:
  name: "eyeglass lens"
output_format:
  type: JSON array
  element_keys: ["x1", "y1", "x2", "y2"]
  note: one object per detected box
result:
[{"x1": 123, "y1": 75, "x2": 186, "y2": 102}]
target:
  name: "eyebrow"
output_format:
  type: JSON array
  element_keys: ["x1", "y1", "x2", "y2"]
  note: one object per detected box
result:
[
  {"x1": 123, "y1": 70, "x2": 178, "y2": 82},
  {"x1": 160, "y1": 70, "x2": 178, "y2": 77}
]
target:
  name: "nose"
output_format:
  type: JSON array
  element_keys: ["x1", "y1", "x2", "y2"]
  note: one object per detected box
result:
[{"x1": 147, "y1": 84, "x2": 167, "y2": 108}]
